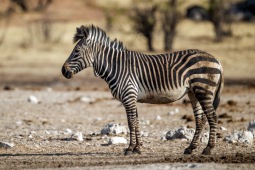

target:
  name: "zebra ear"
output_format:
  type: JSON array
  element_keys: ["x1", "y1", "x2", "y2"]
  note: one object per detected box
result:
[{"x1": 73, "y1": 26, "x2": 86, "y2": 43}]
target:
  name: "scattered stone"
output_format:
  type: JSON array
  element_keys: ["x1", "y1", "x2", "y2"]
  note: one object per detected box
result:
[
  {"x1": 167, "y1": 108, "x2": 180, "y2": 116},
  {"x1": 217, "y1": 132, "x2": 223, "y2": 138},
  {"x1": 140, "y1": 119, "x2": 150, "y2": 125},
  {"x1": 182, "y1": 98, "x2": 190, "y2": 105},
  {"x1": 182, "y1": 114, "x2": 195, "y2": 122},
  {"x1": 223, "y1": 131, "x2": 253, "y2": 145},
  {"x1": 80, "y1": 96, "x2": 95, "y2": 103},
  {"x1": 101, "y1": 123, "x2": 128, "y2": 135},
  {"x1": 71, "y1": 132, "x2": 84, "y2": 142},
  {"x1": 3, "y1": 85, "x2": 15, "y2": 91},
  {"x1": 227, "y1": 100, "x2": 237, "y2": 106},
  {"x1": 16, "y1": 120, "x2": 22, "y2": 126},
  {"x1": 65, "y1": 128, "x2": 72, "y2": 134},
  {"x1": 44, "y1": 130, "x2": 50, "y2": 135},
  {"x1": 161, "y1": 136, "x2": 167, "y2": 141},
  {"x1": 28, "y1": 95, "x2": 39, "y2": 104},
  {"x1": 45, "y1": 87, "x2": 53, "y2": 92},
  {"x1": 141, "y1": 131, "x2": 149, "y2": 137},
  {"x1": 218, "y1": 120, "x2": 223, "y2": 124},
  {"x1": 248, "y1": 120, "x2": 255, "y2": 137},
  {"x1": 240, "y1": 117, "x2": 246, "y2": 122},
  {"x1": 175, "y1": 108, "x2": 180, "y2": 113},
  {"x1": 0, "y1": 142, "x2": 15, "y2": 149},
  {"x1": 155, "y1": 115, "x2": 162, "y2": 120},
  {"x1": 220, "y1": 126, "x2": 228, "y2": 131},
  {"x1": 218, "y1": 113, "x2": 232, "y2": 119},
  {"x1": 108, "y1": 137, "x2": 127, "y2": 145},
  {"x1": 166, "y1": 126, "x2": 195, "y2": 141},
  {"x1": 95, "y1": 117, "x2": 102, "y2": 121},
  {"x1": 248, "y1": 120, "x2": 255, "y2": 131},
  {"x1": 200, "y1": 131, "x2": 209, "y2": 144}
]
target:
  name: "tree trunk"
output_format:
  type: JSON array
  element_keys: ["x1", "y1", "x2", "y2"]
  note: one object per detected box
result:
[
  {"x1": 148, "y1": 33, "x2": 154, "y2": 52},
  {"x1": 162, "y1": 0, "x2": 179, "y2": 51}
]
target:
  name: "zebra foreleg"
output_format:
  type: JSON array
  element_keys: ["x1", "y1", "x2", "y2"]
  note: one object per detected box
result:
[
  {"x1": 133, "y1": 109, "x2": 142, "y2": 154},
  {"x1": 184, "y1": 92, "x2": 206, "y2": 154},
  {"x1": 124, "y1": 105, "x2": 141, "y2": 155}
]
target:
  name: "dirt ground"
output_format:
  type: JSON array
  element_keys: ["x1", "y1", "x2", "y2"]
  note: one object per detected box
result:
[
  {"x1": 0, "y1": 0, "x2": 255, "y2": 169},
  {"x1": 0, "y1": 81, "x2": 255, "y2": 169}
]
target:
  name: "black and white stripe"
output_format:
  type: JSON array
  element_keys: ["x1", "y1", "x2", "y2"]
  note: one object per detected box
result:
[{"x1": 62, "y1": 25, "x2": 224, "y2": 155}]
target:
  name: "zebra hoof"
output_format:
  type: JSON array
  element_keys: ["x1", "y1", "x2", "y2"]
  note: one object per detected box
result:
[
  {"x1": 184, "y1": 148, "x2": 193, "y2": 154},
  {"x1": 124, "y1": 150, "x2": 134, "y2": 156},
  {"x1": 202, "y1": 148, "x2": 211, "y2": 155},
  {"x1": 133, "y1": 148, "x2": 141, "y2": 154}
]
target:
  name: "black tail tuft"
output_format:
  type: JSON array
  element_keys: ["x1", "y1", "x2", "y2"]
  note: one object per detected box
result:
[{"x1": 213, "y1": 73, "x2": 223, "y2": 111}]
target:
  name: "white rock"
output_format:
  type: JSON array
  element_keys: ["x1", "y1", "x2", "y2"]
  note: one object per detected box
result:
[
  {"x1": 45, "y1": 87, "x2": 53, "y2": 92},
  {"x1": 248, "y1": 120, "x2": 255, "y2": 131},
  {"x1": 155, "y1": 115, "x2": 162, "y2": 120},
  {"x1": 175, "y1": 108, "x2": 179, "y2": 113},
  {"x1": 238, "y1": 131, "x2": 253, "y2": 145},
  {"x1": 0, "y1": 142, "x2": 15, "y2": 149},
  {"x1": 166, "y1": 126, "x2": 195, "y2": 141},
  {"x1": 101, "y1": 123, "x2": 128, "y2": 135},
  {"x1": 140, "y1": 119, "x2": 150, "y2": 125},
  {"x1": 72, "y1": 131, "x2": 84, "y2": 141},
  {"x1": 167, "y1": 108, "x2": 180, "y2": 116},
  {"x1": 141, "y1": 131, "x2": 149, "y2": 137},
  {"x1": 220, "y1": 126, "x2": 228, "y2": 131},
  {"x1": 16, "y1": 120, "x2": 22, "y2": 126},
  {"x1": 95, "y1": 117, "x2": 102, "y2": 121},
  {"x1": 224, "y1": 131, "x2": 253, "y2": 145},
  {"x1": 108, "y1": 137, "x2": 127, "y2": 145},
  {"x1": 161, "y1": 136, "x2": 167, "y2": 141},
  {"x1": 44, "y1": 130, "x2": 50, "y2": 135},
  {"x1": 167, "y1": 111, "x2": 176, "y2": 115},
  {"x1": 80, "y1": 96, "x2": 95, "y2": 103},
  {"x1": 65, "y1": 128, "x2": 72, "y2": 134},
  {"x1": 28, "y1": 95, "x2": 39, "y2": 104},
  {"x1": 200, "y1": 131, "x2": 209, "y2": 144}
]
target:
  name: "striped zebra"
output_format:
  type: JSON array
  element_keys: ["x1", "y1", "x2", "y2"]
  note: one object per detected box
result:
[{"x1": 62, "y1": 25, "x2": 224, "y2": 155}]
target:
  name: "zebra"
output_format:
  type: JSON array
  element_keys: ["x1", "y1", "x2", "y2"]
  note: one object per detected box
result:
[{"x1": 62, "y1": 25, "x2": 224, "y2": 155}]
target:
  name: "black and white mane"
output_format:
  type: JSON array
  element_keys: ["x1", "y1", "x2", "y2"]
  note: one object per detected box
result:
[{"x1": 73, "y1": 25, "x2": 126, "y2": 51}]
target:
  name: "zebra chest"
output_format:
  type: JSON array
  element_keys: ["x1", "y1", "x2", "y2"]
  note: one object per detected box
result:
[{"x1": 137, "y1": 88, "x2": 187, "y2": 104}]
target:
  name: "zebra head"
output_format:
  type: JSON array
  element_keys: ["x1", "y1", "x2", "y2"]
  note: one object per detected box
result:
[{"x1": 62, "y1": 25, "x2": 96, "y2": 79}]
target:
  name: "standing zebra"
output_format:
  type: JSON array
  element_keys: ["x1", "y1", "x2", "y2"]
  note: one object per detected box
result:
[{"x1": 62, "y1": 25, "x2": 224, "y2": 155}]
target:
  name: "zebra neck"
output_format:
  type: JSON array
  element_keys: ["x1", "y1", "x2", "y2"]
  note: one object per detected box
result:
[{"x1": 93, "y1": 48, "x2": 126, "y2": 81}]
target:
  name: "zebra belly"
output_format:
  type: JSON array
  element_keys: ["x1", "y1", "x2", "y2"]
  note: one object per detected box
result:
[{"x1": 137, "y1": 88, "x2": 187, "y2": 104}]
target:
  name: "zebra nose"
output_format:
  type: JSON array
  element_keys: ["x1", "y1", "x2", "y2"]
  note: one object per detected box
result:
[{"x1": 62, "y1": 64, "x2": 73, "y2": 79}]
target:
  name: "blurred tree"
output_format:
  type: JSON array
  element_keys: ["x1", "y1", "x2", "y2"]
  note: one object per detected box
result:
[
  {"x1": 9, "y1": 0, "x2": 53, "y2": 12},
  {"x1": 160, "y1": 0, "x2": 181, "y2": 51},
  {"x1": 208, "y1": 0, "x2": 224, "y2": 42},
  {"x1": 208, "y1": 0, "x2": 233, "y2": 42},
  {"x1": 130, "y1": 3, "x2": 157, "y2": 51}
]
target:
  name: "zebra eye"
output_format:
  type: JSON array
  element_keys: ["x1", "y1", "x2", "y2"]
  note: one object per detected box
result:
[{"x1": 86, "y1": 39, "x2": 91, "y2": 45}]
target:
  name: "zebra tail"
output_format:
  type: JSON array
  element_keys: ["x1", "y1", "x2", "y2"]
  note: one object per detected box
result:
[{"x1": 213, "y1": 73, "x2": 224, "y2": 111}]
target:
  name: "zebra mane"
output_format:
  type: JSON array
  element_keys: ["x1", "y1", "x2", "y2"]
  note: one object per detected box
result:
[{"x1": 73, "y1": 25, "x2": 126, "y2": 51}]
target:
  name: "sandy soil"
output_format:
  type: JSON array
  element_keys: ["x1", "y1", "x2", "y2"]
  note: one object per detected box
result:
[
  {"x1": 0, "y1": 0, "x2": 255, "y2": 169},
  {"x1": 0, "y1": 84, "x2": 255, "y2": 169}
]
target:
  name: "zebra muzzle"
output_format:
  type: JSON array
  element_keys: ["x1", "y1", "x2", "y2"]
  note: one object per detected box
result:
[{"x1": 62, "y1": 64, "x2": 73, "y2": 79}]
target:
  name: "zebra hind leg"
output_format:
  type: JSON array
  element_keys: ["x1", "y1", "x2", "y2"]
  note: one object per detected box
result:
[
  {"x1": 196, "y1": 93, "x2": 217, "y2": 155},
  {"x1": 184, "y1": 92, "x2": 207, "y2": 154}
]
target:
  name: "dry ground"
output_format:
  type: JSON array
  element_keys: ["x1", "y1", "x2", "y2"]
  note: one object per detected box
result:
[
  {"x1": 0, "y1": 0, "x2": 255, "y2": 169},
  {"x1": 0, "y1": 86, "x2": 255, "y2": 169}
]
